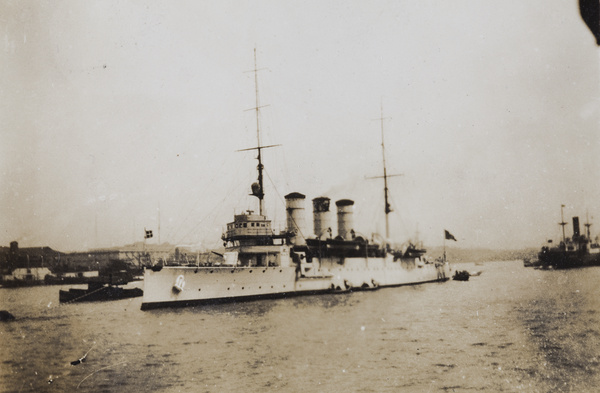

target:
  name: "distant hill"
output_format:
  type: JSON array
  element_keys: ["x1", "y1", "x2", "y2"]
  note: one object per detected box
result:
[{"x1": 426, "y1": 246, "x2": 539, "y2": 263}]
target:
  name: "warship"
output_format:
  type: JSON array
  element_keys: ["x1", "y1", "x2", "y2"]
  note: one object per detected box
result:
[
  {"x1": 538, "y1": 205, "x2": 600, "y2": 269},
  {"x1": 140, "y1": 52, "x2": 449, "y2": 310}
]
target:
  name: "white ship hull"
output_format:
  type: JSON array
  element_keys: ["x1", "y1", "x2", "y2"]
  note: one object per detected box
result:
[{"x1": 141, "y1": 256, "x2": 449, "y2": 309}]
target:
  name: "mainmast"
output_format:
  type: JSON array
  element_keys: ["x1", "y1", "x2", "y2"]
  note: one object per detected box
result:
[
  {"x1": 585, "y1": 211, "x2": 592, "y2": 239},
  {"x1": 380, "y1": 106, "x2": 391, "y2": 238},
  {"x1": 371, "y1": 104, "x2": 402, "y2": 239}
]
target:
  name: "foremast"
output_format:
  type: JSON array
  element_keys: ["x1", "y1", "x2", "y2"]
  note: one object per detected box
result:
[
  {"x1": 239, "y1": 48, "x2": 279, "y2": 216},
  {"x1": 559, "y1": 204, "x2": 567, "y2": 244},
  {"x1": 224, "y1": 49, "x2": 283, "y2": 249}
]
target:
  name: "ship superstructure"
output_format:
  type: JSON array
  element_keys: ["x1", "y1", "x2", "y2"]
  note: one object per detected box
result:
[{"x1": 141, "y1": 192, "x2": 449, "y2": 309}]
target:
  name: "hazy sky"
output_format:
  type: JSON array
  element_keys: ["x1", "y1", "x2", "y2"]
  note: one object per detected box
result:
[{"x1": 2, "y1": 0, "x2": 599, "y2": 252}]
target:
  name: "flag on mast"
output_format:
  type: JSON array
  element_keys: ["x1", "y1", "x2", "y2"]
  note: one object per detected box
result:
[{"x1": 444, "y1": 230, "x2": 457, "y2": 241}]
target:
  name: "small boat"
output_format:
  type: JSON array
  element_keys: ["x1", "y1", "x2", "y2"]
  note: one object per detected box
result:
[
  {"x1": 59, "y1": 281, "x2": 143, "y2": 303},
  {"x1": 452, "y1": 270, "x2": 470, "y2": 281},
  {"x1": 0, "y1": 310, "x2": 16, "y2": 321},
  {"x1": 59, "y1": 260, "x2": 143, "y2": 303}
]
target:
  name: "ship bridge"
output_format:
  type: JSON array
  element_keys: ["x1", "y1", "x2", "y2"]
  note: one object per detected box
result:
[{"x1": 222, "y1": 210, "x2": 288, "y2": 247}]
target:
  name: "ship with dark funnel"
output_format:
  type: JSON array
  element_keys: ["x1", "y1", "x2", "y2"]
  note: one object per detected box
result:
[{"x1": 538, "y1": 205, "x2": 600, "y2": 269}]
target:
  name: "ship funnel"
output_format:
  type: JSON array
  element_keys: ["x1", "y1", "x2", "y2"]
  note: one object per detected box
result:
[
  {"x1": 312, "y1": 197, "x2": 332, "y2": 239},
  {"x1": 9, "y1": 241, "x2": 18, "y2": 263},
  {"x1": 573, "y1": 216, "x2": 580, "y2": 238},
  {"x1": 335, "y1": 199, "x2": 355, "y2": 240},
  {"x1": 285, "y1": 192, "x2": 307, "y2": 245}
]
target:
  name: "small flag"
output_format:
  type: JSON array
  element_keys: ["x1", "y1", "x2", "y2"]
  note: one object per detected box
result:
[
  {"x1": 445, "y1": 230, "x2": 457, "y2": 241},
  {"x1": 145, "y1": 230, "x2": 153, "y2": 239}
]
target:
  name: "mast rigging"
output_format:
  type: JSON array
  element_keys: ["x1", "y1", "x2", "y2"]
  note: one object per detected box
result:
[
  {"x1": 241, "y1": 48, "x2": 279, "y2": 216},
  {"x1": 368, "y1": 104, "x2": 402, "y2": 239}
]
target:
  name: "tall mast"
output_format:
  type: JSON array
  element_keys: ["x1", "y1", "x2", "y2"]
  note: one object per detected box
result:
[
  {"x1": 379, "y1": 105, "x2": 391, "y2": 239},
  {"x1": 253, "y1": 48, "x2": 265, "y2": 216},
  {"x1": 368, "y1": 104, "x2": 402, "y2": 240},
  {"x1": 240, "y1": 49, "x2": 279, "y2": 216},
  {"x1": 560, "y1": 204, "x2": 567, "y2": 243},
  {"x1": 585, "y1": 211, "x2": 592, "y2": 239}
]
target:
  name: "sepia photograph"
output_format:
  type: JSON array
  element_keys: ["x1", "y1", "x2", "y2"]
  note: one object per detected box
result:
[{"x1": 1, "y1": 1, "x2": 599, "y2": 392}]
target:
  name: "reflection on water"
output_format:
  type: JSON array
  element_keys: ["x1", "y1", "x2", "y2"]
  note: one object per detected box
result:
[
  {"x1": 514, "y1": 268, "x2": 600, "y2": 392},
  {"x1": 1, "y1": 262, "x2": 600, "y2": 392}
]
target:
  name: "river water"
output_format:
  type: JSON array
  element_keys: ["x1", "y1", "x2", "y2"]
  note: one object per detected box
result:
[{"x1": 1, "y1": 260, "x2": 600, "y2": 392}]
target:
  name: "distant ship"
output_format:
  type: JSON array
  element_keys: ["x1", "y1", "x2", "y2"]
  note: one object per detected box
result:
[
  {"x1": 140, "y1": 51, "x2": 449, "y2": 310},
  {"x1": 59, "y1": 281, "x2": 143, "y2": 303},
  {"x1": 59, "y1": 260, "x2": 143, "y2": 303},
  {"x1": 538, "y1": 205, "x2": 600, "y2": 269}
]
